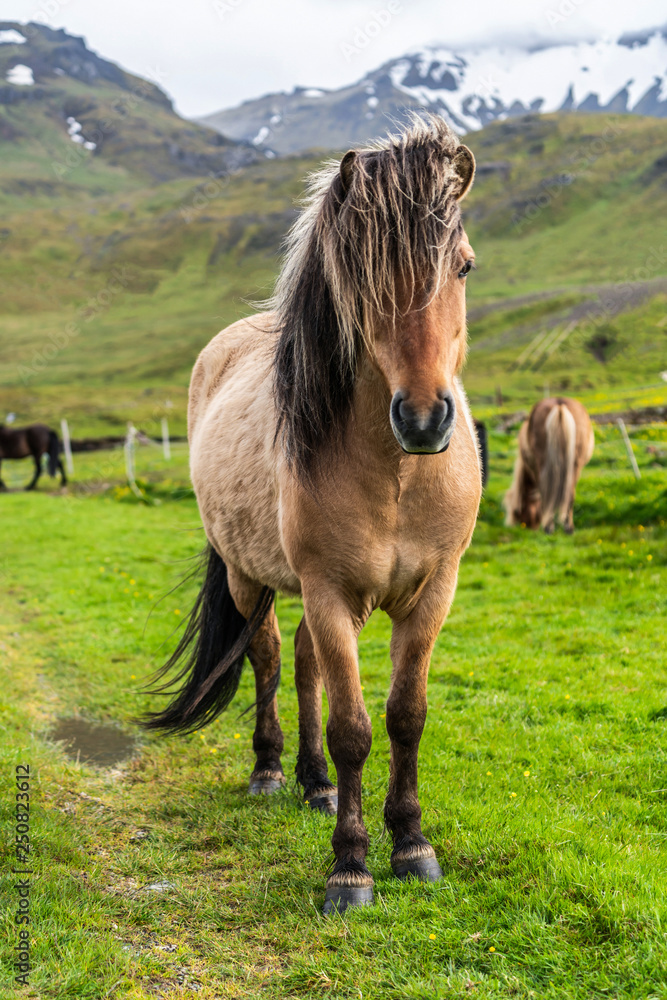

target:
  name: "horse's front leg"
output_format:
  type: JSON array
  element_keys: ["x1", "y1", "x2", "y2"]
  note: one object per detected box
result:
[
  {"x1": 302, "y1": 586, "x2": 373, "y2": 915},
  {"x1": 385, "y1": 571, "x2": 459, "y2": 882}
]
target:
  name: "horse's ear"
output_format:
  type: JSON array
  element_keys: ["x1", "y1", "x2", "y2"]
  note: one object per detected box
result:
[
  {"x1": 339, "y1": 150, "x2": 357, "y2": 196},
  {"x1": 452, "y1": 144, "x2": 475, "y2": 200}
]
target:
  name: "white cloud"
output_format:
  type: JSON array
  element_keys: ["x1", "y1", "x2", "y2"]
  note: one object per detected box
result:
[{"x1": 1, "y1": 0, "x2": 665, "y2": 115}]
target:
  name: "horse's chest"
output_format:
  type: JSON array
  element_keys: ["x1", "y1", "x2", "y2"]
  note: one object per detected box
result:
[
  {"x1": 383, "y1": 484, "x2": 460, "y2": 583},
  {"x1": 283, "y1": 430, "x2": 480, "y2": 605},
  {"x1": 323, "y1": 478, "x2": 466, "y2": 598}
]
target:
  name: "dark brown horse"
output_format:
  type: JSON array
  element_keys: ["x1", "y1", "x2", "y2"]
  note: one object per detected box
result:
[
  {"x1": 504, "y1": 397, "x2": 594, "y2": 533},
  {"x1": 144, "y1": 116, "x2": 482, "y2": 914},
  {"x1": 0, "y1": 423, "x2": 67, "y2": 491}
]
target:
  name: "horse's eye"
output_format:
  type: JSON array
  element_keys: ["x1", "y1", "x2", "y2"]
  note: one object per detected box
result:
[{"x1": 458, "y1": 259, "x2": 475, "y2": 279}]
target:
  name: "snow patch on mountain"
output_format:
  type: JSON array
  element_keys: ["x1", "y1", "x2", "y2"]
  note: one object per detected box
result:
[
  {"x1": 67, "y1": 116, "x2": 96, "y2": 150},
  {"x1": 0, "y1": 29, "x2": 26, "y2": 44},
  {"x1": 6, "y1": 63, "x2": 33, "y2": 85},
  {"x1": 251, "y1": 125, "x2": 270, "y2": 145}
]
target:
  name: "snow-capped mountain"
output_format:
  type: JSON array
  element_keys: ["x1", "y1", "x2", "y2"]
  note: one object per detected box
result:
[{"x1": 199, "y1": 26, "x2": 667, "y2": 156}]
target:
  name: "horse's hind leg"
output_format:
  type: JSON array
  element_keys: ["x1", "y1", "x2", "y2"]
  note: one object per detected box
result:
[
  {"x1": 562, "y1": 495, "x2": 575, "y2": 534},
  {"x1": 294, "y1": 617, "x2": 337, "y2": 815},
  {"x1": 58, "y1": 458, "x2": 67, "y2": 487},
  {"x1": 26, "y1": 454, "x2": 41, "y2": 490},
  {"x1": 247, "y1": 608, "x2": 285, "y2": 794},
  {"x1": 226, "y1": 568, "x2": 285, "y2": 794},
  {"x1": 0, "y1": 459, "x2": 6, "y2": 491},
  {"x1": 562, "y1": 466, "x2": 580, "y2": 535},
  {"x1": 385, "y1": 575, "x2": 458, "y2": 884}
]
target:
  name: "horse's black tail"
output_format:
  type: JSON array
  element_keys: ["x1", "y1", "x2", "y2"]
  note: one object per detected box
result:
[
  {"x1": 474, "y1": 420, "x2": 488, "y2": 489},
  {"x1": 141, "y1": 545, "x2": 275, "y2": 736},
  {"x1": 47, "y1": 430, "x2": 60, "y2": 477}
]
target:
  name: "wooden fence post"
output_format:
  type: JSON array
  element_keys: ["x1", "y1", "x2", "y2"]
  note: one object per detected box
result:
[
  {"x1": 60, "y1": 418, "x2": 74, "y2": 476},
  {"x1": 124, "y1": 423, "x2": 146, "y2": 499},
  {"x1": 616, "y1": 418, "x2": 641, "y2": 480},
  {"x1": 161, "y1": 417, "x2": 171, "y2": 461}
]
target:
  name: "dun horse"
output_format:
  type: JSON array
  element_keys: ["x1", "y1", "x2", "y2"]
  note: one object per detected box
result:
[
  {"x1": 0, "y1": 423, "x2": 67, "y2": 491},
  {"x1": 144, "y1": 117, "x2": 483, "y2": 914},
  {"x1": 504, "y1": 397, "x2": 594, "y2": 534}
]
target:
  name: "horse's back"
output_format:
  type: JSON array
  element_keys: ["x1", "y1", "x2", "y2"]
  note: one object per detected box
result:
[
  {"x1": 528, "y1": 397, "x2": 593, "y2": 467},
  {"x1": 561, "y1": 397, "x2": 594, "y2": 464},
  {"x1": 188, "y1": 313, "x2": 299, "y2": 593},
  {"x1": 0, "y1": 423, "x2": 50, "y2": 459},
  {"x1": 188, "y1": 314, "x2": 276, "y2": 437}
]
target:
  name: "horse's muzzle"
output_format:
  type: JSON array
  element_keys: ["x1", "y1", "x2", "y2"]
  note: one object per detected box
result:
[{"x1": 390, "y1": 391, "x2": 456, "y2": 454}]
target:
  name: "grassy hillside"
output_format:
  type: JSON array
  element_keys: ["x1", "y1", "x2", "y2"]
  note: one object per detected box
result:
[
  {"x1": 0, "y1": 20, "x2": 255, "y2": 210},
  {"x1": 0, "y1": 110, "x2": 666, "y2": 434}
]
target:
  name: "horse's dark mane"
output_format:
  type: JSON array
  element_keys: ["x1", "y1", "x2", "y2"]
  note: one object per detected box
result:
[{"x1": 271, "y1": 114, "x2": 467, "y2": 481}]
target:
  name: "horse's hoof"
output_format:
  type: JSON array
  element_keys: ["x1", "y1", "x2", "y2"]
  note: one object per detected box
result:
[
  {"x1": 392, "y1": 855, "x2": 443, "y2": 882},
  {"x1": 306, "y1": 792, "x2": 338, "y2": 815},
  {"x1": 323, "y1": 885, "x2": 374, "y2": 916},
  {"x1": 248, "y1": 773, "x2": 285, "y2": 796}
]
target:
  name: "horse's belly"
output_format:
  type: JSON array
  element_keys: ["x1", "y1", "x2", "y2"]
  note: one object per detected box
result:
[{"x1": 189, "y1": 331, "x2": 300, "y2": 595}]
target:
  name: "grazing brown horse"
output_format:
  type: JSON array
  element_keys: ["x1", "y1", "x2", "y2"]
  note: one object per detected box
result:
[
  {"x1": 504, "y1": 397, "x2": 594, "y2": 534},
  {"x1": 0, "y1": 423, "x2": 67, "y2": 491},
  {"x1": 144, "y1": 116, "x2": 483, "y2": 914}
]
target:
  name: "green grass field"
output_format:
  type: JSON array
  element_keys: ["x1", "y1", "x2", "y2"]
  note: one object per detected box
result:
[{"x1": 1, "y1": 432, "x2": 666, "y2": 999}]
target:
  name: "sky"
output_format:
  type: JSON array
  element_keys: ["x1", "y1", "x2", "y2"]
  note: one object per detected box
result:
[{"x1": 2, "y1": 0, "x2": 666, "y2": 117}]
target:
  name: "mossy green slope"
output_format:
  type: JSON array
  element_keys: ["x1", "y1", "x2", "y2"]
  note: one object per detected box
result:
[{"x1": 0, "y1": 112, "x2": 665, "y2": 433}]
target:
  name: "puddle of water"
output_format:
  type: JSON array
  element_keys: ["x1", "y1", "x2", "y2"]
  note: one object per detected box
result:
[{"x1": 50, "y1": 718, "x2": 137, "y2": 768}]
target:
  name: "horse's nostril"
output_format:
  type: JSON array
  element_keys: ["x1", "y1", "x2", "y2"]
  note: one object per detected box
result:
[
  {"x1": 391, "y1": 392, "x2": 412, "y2": 427},
  {"x1": 438, "y1": 392, "x2": 455, "y2": 430}
]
